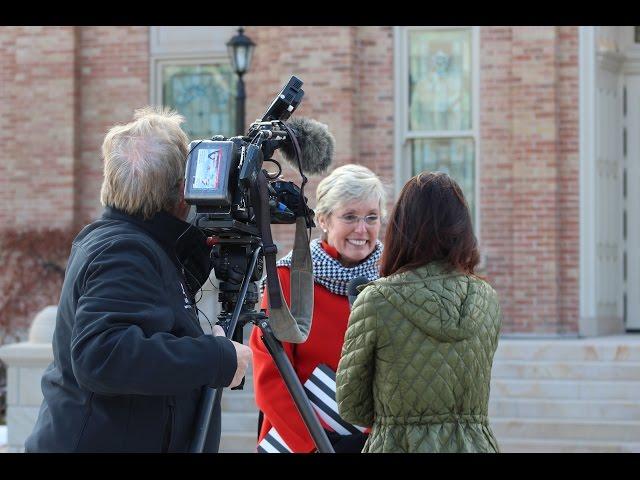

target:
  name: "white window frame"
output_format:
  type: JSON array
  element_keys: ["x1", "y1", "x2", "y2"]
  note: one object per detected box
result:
[{"x1": 394, "y1": 26, "x2": 481, "y2": 233}]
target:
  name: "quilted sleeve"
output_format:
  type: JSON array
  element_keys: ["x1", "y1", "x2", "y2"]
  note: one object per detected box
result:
[{"x1": 335, "y1": 286, "x2": 380, "y2": 428}]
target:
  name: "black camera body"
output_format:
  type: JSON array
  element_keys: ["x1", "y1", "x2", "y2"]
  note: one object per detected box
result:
[
  {"x1": 182, "y1": 75, "x2": 317, "y2": 349},
  {"x1": 183, "y1": 76, "x2": 310, "y2": 237}
]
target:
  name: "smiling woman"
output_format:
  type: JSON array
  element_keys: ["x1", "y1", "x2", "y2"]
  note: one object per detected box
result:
[
  {"x1": 315, "y1": 164, "x2": 387, "y2": 267},
  {"x1": 318, "y1": 199, "x2": 381, "y2": 267},
  {"x1": 250, "y1": 164, "x2": 387, "y2": 453}
]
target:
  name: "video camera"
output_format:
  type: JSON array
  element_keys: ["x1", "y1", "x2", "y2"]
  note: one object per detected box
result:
[
  {"x1": 184, "y1": 75, "x2": 331, "y2": 235},
  {"x1": 183, "y1": 75, "x2": 333, "y2": 341},
  {"x1": 186, "y1": 76, "x2": 336, "y2": 453}
]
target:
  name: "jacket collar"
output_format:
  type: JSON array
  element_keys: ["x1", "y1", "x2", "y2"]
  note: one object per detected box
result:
[
  {"x1": 102, "y1": 206, "x2": 199, "y2": 256},
  {"x1": 382, "y1": 260, "x2": 461, "y2": 285},
  {"x1": 101, "y1": 207, "x2": 212, "y2": 294}
]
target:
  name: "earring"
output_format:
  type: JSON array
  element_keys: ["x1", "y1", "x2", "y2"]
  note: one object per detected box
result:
[{"x1": 322, "y1": 229, "x2": 327, "y2": 233}]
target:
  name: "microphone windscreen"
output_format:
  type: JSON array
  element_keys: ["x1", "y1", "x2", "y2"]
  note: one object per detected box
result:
[
  {"x1": 347, "y1": 275, "x2": 370, "y2": 308},
  {"x1": 280, "y1": 117, "x2": 334, "y2": 175}
]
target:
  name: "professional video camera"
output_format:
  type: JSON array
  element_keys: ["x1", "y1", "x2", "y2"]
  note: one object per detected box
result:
[
  {"x1": 184, "y1": 75, "x2": 332, "y2": 232},
  {"x1": 184, "y1": 76, "x2": 336, "y2": 453}
]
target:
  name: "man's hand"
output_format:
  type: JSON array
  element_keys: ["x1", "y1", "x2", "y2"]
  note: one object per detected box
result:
[
  {"x1": 212, "y1": 324, "x2": 225, "y2": 337},
  {"x1": 213, "y1": 323, "x2": 252, "y2": 388}
]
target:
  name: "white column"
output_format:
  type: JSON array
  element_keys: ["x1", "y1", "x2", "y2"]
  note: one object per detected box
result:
[
  {"x1": 580, "y1": 27, "x2": 626, "y2": 336},
  {"x1": 0, "y1": 306, "x2": 56, "y2": 452}
]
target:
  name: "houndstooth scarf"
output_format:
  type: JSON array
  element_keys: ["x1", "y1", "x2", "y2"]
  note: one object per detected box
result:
[{"x1": 276, "y1": 238, "x2": 383, "y2": 296}]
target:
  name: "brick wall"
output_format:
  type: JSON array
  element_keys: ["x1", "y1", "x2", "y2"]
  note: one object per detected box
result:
[
  {"x1": 479, "y1": 26, "x2": 516, "y2": 331},
  {"x1": 0, "y1": 26, "x2": 581, "y2": 335},
  {"x1": 0, "y1": 26, "x2": 149, "y2": 230},
  {"x1": 75, "y1": 26, "x2": 150, "y2": 225},
  {"x1": 0, "y1": 27, "x2": 77, "y2": 230},
  {"x1": 557, "y1": 26, "x2": 580, "y2": 334},
  {"x1": 480, "y1": 26, "x2": 580, "y2": 334}
]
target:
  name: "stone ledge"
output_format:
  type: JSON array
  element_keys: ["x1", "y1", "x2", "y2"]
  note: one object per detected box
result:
[{"x1": 0, "y1": 343, "x2": 53, "y2": 366}]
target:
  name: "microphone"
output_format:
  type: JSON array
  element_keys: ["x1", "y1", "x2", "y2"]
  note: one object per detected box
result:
[
  {"x1": 280, "y1": 117, "x2": 334, "y2": 175},
  {"x1": 346, "y1": 276, "x2": 370, "y2": 308}
]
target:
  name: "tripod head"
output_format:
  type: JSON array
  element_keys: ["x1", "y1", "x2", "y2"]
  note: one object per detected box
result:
[{"x1": 210, "y1": 237, "x2": 263, "y2": 354}]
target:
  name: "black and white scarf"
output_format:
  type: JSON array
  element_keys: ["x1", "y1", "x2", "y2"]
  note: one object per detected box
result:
[{"x1": 275, "y1": 238, "x2": 383, "y2": 296}]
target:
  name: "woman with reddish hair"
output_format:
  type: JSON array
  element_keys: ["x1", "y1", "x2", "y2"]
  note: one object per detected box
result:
[{"x1": 336, "y1": 171, "x2": 502, "y2": 453}]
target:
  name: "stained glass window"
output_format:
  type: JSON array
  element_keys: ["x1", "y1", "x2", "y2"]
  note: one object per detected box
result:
[
  {"x1": 162, "y1": 64, "x2": 236, "y2": 139},
  {"x1": 409, "y1": 29, "x2": 471, "y2": 131},
  {"x1": 406, "y1": 28, "x2": 476, "y2": 222},
  {"x1": 411, "y1": 138, "x2": 475, "y2": 220}
]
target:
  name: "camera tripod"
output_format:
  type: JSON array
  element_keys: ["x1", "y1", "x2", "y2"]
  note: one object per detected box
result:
[{"x1": 188, "y1": 237, "x2": 334, "y2": 453}]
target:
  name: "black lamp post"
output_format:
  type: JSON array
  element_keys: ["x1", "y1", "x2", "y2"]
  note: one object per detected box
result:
[{"x1": 226, "y1": 27, "x2": 256, "y2": 136}]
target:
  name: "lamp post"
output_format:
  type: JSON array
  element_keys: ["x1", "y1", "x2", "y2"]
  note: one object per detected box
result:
[{"x1": 226, "y1": 27, "x2": 256, "y2": 136}]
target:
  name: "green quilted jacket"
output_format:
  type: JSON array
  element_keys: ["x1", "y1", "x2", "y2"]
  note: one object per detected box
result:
[{"x1": 336, "y1": 261, "x2": 502, "y2": 453}]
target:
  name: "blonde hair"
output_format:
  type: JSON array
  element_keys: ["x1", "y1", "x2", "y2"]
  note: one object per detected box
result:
[
  {"x1": 100, "y1": 106, "x2": 189, "y2": 219},
  {"x1": 315, "y1": 164, "x2": 387, "y2": 221}
]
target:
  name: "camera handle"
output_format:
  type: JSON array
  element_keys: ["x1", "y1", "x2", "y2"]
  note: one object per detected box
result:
[{"x1": 188, "y1": 244, "x2": 334, "y2": 453}]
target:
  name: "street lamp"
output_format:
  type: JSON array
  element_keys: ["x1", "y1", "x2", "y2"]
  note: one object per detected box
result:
[{"x1": 226, "y1": 27, "x2": 256, "y2": 135}]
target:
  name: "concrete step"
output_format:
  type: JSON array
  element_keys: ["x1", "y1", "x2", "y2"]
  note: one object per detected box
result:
[
  {"x1": 492, "y1": 360, "x2": 640, "y2": 381},
  {"x1": 494, "y1": 337, "x2": 640, "y2": 362},
  {"x1": 491, "y1": 417, "x2": 640, "y2": 442},
  {"x1": 490, "y1": 378, "x2": 640, "y2": 400},
  {"x1": 221, "y1": 411, "x2": 260, "y2": 433},
  {"x1": 489, "y1": 397, "x2": 640, "y2": 421},
  {"x1": 218, "y1": 432, "x2": 257, "y2": 453},
  {"x1": 221, "y1": 391, "x2": 257, "y2": 412},
  {"x1": 498, "y1": 437, "x2": 640, "y2": 453}
]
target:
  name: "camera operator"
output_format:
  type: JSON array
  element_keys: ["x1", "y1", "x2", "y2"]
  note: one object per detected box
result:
[
  {"x1": 25, "y1": 107, "x2": 251, "y2": 453},
  {"x1": 250, "y1": 164, "x2": 386, "y2": 453}
]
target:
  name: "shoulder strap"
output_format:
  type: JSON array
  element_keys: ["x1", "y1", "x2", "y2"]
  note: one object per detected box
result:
[{"x1": 254, "y1": 171, "x2": 314, "y2": 343}]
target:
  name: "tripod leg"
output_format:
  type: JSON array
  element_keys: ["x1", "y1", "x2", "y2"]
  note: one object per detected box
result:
[
  {"x1": 257, "y1": 319, "x2": 334, "y2": 453},
  {"x1": 203, "y1": 390, "x2": 223, "y2": 453},
  {"x1": 189, "y1": 246, "x2": 262, "y2": 453}
]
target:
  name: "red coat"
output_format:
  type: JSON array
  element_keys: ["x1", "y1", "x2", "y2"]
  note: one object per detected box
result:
[{"x1": 249, "y1": 242, "x2": 351, "y2": 453}]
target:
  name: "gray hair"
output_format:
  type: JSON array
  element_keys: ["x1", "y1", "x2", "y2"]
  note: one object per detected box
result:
[
  {"x1": 100, "y1": 106, "x2": 189, "y2": 220},
  {"x1": 315, "y1": 164, "x2": 387, "y2": 220}
]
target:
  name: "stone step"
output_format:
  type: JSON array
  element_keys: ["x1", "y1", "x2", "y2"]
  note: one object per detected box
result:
[
  {"x1": 491, "y1": 417, "x2": 640, "y2": 442},
  {"x1": 494, "y1": 337, "x2": 640, "y2": 362},
  {"x1": 491, "y1": 360, "x2": 640, "y2": 381},
  {"x1": 489, "y1": 397, "x2": 640, "y2": 420},
  {"x1": 497, "y1": 437, "x2": 640, "y2": 453},
  {"x1": 218, "y1": 432, "x2": 258, "y2": 453},
  {"x1": 489, "y1": 378, "x2": 640, "y2": 400},
  {"x1": 221, "y1": 411, "x2": 260, "y2": 433},
  {"x1": 221, "y1": 391, "x2": 257, "y2": 412}
]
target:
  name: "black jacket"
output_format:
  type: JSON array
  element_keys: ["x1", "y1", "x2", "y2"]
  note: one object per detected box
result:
[{"x1": 25, "y1": 207, "x2": 237, "y2": 452}]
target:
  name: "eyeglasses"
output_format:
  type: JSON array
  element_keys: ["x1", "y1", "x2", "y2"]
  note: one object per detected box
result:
[{"x1": 336, "y1": 214, "x2": 380, "y2": 226}]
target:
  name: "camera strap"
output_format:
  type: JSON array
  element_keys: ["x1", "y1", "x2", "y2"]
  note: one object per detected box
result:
[{"x1": 255, "y1": 172, "x2": 314, "y2": 343}]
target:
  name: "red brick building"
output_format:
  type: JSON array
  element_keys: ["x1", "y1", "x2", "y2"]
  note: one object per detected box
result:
[{"x1": 1, "y1": 26, "x2": 638, "y2": 337}]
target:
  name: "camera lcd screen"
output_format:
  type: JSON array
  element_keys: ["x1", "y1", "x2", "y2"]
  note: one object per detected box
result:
[
  {"x1": 184, "y1": 139, "x2": 234, "y2": 207},
  {"x1": 192, "y1": 148, "x2": 222, "y2": 191}
]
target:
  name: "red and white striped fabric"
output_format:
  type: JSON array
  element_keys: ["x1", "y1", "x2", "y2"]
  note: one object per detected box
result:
[{"x1": 257, "y1": 364, "x2": 366, "y2": 453}]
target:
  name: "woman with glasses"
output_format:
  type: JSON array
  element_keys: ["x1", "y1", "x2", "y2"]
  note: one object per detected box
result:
[
  {"x1": 336, "y1": 171, "x2": 502, "y2": 453},
  {"x1": 250, "y1": 164, "x2": 387, "y2": 453}
]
